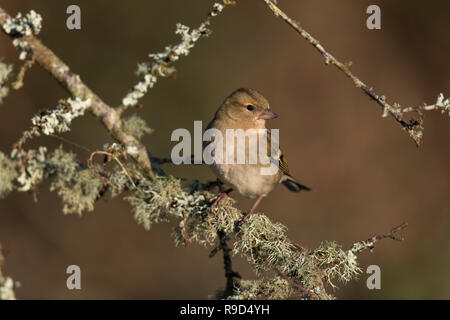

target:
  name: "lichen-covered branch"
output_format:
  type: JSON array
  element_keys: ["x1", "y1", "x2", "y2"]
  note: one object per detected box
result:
[
  {"x1": 118, "y1": 1, "x2": 235, "y2": 113},
  {"x1": 351, "y1": 222, "x2": 408, "y2": 254},
  {"x1": 148, "y1": 175, "x2": 407, "y2": 299},
  {"x1": 13, "y1": 98, "x2": 92, "y2": 150},
  {"x1": 0, "y1": 7, "x2": 154, "y2": 175},
  {"x1": 263, "y1": 0, "x2": 450, "y2": 147},
  {"x1": 0, "y1": 2, "x2": 412, "y2": 300},
  {"x1": 0, "y1": 138, "x2": 408, "y2": 299},
  {"x1": 0, "y1": 146, "x2": 105, "y2": 214}
]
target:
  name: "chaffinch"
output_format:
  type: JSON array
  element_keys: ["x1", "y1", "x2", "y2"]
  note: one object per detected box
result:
[{"x1": 205, "y1": 88, "x2": 310, "y2": 222}]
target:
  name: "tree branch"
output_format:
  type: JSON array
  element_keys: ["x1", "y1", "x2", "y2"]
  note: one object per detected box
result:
[
  {"x1": 118, "y1": 1, "x2": 235, "y2": 113},
  {"x1": 263, "y1": 0, "x2": 449, "y2": 147},
  {"x1": 351, "y1": 222, "x2": 408, "y2": 254},
  {"x1": 0, "y1": 7, "x2": 154, "y2": 176},
  {"x1": 0, "y1": 2, "x2": 415, "y2": 300}
]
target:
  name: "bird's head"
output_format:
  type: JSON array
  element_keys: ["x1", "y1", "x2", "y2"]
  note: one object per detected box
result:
[{"x1": 216, "y1": 88, "x2": 278, "y2": 127}]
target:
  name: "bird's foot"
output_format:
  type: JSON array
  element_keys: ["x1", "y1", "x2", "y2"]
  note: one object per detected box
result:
[
  {"x1": 209, "y1": 188, "x2": 234, "y2": 210},
  {"x1": 235, "y1": 195, "x2": 264, "y2": 228},
  {"x1": 235, "y1": 211, "x2": 254, "y2": 228}
]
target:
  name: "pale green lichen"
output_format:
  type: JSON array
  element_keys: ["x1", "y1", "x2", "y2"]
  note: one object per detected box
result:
[
  {"x1": 0, "y1": 242, "x2": 19, "y2": 300},
  {"x1": 4, "y1": 146, "x2": 103, "y2": 215},
  {"x1": 31, "y1": 98, "x2": 91, "y2": 135},
  {"x1": 0, "y1": 141, "x2": 370, "y2": 300},
  {"x1": 173, "y1": 197, "x2": 242, "y2": 247},
  {"x1": 0, "y1": 152, "x2": 17, "y2": 198},
  {"x1": 122, "y1": 74, "x2": 157, "y2": 107},
  {"x1": 108, "y1": 163, "x2": 137, "y2": 198},
  {"x1": 2, "y1": 10, "x2": 42, "y2": 36},
  {"x1": 229, "y1": 214, "x2": 363, "y2": 299},
  {"x1": 436, "y1": 93, "x2": 450, "y2": 116},
  {"x1": 211, "y1": 3, "x2": 225, "y2": 16},
  {"x1": 0, "y1": 277, "x2": 17, "y2": 300},
  {"x1": 12, "y1": 39, "x2": 30, "y2": 60},
  {"x1": 12, "y1": 147, "x2": 47, "y2": 192},
  {"x1": 126, "y1": 177, "x2": 184, "y2": 230},
  {"x1": 122, "y1": 1, "x2": 230, "y2": 107},
  {"x1": 0, "y1": 143, "x2": 368, "y2": 299},
  {"x1": 0, "y1": 60, "x2": 12, "y2": 104},
  {"x1": 2, "y1": 10, "x2": 43, "y2": 60},
  {"x1": 47, "y1": 147, "x2": 103, "y2": 215},
  {"x1": 122, "y1": 114, "x2": 153, "y2": 139},
  {"x1": 214, "y1": 276, "x2": 293, "y2": 300}
]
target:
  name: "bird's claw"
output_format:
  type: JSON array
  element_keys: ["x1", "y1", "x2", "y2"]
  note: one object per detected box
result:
[
  {"x1": 209, "y1": 189, "x2": 234, "y2": 210},
  {"x1": 235, "y1": 211, "x2": 253, "y2": 227}
]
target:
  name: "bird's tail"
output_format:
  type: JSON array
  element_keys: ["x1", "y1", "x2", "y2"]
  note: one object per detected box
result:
[{"x1": 281, "y1": 175, "x2": 312, "y2": 192}]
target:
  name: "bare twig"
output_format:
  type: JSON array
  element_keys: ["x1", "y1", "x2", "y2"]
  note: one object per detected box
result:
[
  {"x1": 0, "y1": 242, "x2": 17, "y2": 300},
  {"x1": 12, "y1": 98, "x2": 91, "y2": 150},
  {"x1": 367, "y1": 221, "x2": 408, "y2": 244},
  {"x1": 11, "y1": 57, "x2": 35, "y2": 90},
  {"x1": 351, "y1": 222, "x2": 408, "y2": 254},
  {"x1": 263, "y1": 0, "x2": 449, "y2": 147},
  {"x1": 88, "y1": 149, "x2": 138, "y2": 190}
]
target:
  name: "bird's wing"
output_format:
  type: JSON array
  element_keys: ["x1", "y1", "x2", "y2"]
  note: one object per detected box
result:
[
  {"x1": 278, "y1": 153, "x2": 291, "y2": 176},
  {"x1": 267, "y1": 129, "x2": 290, "y2": 176},
  {"x1": 267, "y1": 129, "x2": 312, "y2": 192}
]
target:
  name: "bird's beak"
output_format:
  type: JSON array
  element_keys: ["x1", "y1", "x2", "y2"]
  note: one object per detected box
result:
[{"x1": 257, "y1": 109, "x2": 278, "y2": 120}]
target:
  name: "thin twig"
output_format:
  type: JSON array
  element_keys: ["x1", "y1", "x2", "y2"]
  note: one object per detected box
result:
[
  {"x1": 49, "y1": 134, "x2": 92, "y2": 153},
  {"x1": 88, "y1": 150, "x2": 138, "y2": 190},
  {"x1": 368, "y1": 221, "x2": 408, "y2": 244},
  {"x1": 0, "y1": 242, "x2": 17, "y2": 300},
  {"x1": 0, "y1": 7, "x2": 154, "y2": 175},
  {"x1": 351, "y1": 222, "x2": 408, "y2": 254},
  {"x1": 11, "y1": 57, "x2": 35, "y2": 90},
  {"x1": 263, "y1": 0, "x2": 448, "y2": 147}
]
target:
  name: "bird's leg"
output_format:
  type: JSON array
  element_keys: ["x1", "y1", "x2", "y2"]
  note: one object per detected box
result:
[
  {"x1": 238, "y1": 195, "x2": 264, "y2": 225},
  {"x1": 210, "y1": 188, "x2": 234, "y2": 210}
]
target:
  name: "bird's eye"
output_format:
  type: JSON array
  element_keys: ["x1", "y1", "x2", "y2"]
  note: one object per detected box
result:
[{"x1": 246, "y1": 105, "x2": 255, "y2": 111}]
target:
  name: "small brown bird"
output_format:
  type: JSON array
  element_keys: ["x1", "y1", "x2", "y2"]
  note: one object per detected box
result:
[{"x1": 205, "y1": 88, "x2": 310, "y2": 222}]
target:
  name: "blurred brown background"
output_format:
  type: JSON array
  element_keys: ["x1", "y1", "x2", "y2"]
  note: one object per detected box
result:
[{"x1": 0, "y1": 0, "x2": 449, "y2": 299}]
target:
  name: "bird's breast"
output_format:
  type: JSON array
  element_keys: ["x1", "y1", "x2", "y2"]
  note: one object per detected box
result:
[{"x1": 206, "y1": 122, "x2": 281, "y2": 198}]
